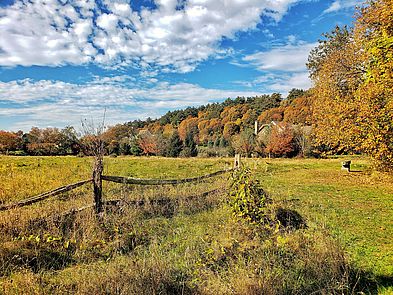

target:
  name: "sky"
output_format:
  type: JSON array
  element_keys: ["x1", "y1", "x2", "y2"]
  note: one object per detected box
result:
[{"x1": 0, "y1": 0, "x2": 361, "y2": 131}]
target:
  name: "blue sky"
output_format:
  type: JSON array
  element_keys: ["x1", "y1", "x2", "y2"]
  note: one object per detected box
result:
[{"x1": 0, "y1": 0, "x2": 360, "y2": 131}]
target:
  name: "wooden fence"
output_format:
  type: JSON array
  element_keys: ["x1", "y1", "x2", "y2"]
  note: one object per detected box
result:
[
  {"x1": 101, "y1": 169, "x2": 232, "y2": 185},
  {"x1": 0, "y1": 155, "x2": 241, "y2": 213},
  {"x1": 0, "y1": 179, "x2": 92, "y2": 211}
]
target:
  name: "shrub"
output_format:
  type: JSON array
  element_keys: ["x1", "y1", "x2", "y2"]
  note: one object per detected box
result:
[{"x1": 228, "y1": 167, "x2": 276, "y2": 230}]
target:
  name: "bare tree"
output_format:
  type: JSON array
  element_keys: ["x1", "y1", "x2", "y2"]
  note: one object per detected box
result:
[{"x1": 81, "y1": 114, "x2": 106, "y2": 215}]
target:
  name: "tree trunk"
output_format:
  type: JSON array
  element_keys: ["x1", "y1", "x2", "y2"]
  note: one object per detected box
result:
[{"x1": 93, "y1": 155, "x2": 103, "y2": 214}]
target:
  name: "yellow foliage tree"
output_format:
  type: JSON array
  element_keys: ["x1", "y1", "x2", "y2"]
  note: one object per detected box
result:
[
  {"x1": 354, "y1": 0, "x2": 393, "y2": 169},
  {"x1": 309, "y1": 0, "x2": 393, "y2": 170}
]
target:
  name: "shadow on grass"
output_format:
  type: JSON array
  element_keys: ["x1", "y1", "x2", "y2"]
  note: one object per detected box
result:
[
  {"x1": 0, "y1": 243, "x2": 75, "y2": 277},
  {"x1": 350, "y1": 270, "x2": 393, "y2": 294},
  {"x1": 275, "y1": 207, "x2": 307, "y2": 231}
]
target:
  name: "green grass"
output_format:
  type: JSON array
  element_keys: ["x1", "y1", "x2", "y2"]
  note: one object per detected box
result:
[
  {"x1": 250, "y1": 157, "x2": 393, "y2": 293},
  {"x1": 0, "y1": 155, "x2": 392, "y2": 294}
]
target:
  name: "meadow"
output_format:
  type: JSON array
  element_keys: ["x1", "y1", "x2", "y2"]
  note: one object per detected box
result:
[{"x1": 0, "y1": 155, "x2": 392, "y2": 294}]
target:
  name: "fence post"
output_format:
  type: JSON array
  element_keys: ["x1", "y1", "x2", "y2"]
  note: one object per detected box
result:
[
  {"x1": 234, "y1": 154, "x2": 241, "y2": 169},
  {"x1": 93, "y1": 155, "x2": 103, "y2": 214}
]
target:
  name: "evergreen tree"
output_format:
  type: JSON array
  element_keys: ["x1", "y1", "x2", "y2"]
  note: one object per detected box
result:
[
  {"x1": 129, "y1": 136, "x2": 142, "y2": 156},
  {"x1": 182, "y1": 132, "x2": 198, "y2": 157},
  {"x1": 166, "y1": 131, "x2": 183, "y2": 157},
  {"x1": 219, "y1": 136, "x2": 228, "y2": 148},
  {"x1": 286, "y1": 88, "x2": 305, "y2": 102},
  {"x1": 214, "y1": 137, "x2": 220, "y2": 147}
]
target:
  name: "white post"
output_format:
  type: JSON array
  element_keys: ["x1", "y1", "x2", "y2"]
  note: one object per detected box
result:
[
  {"x1": 254, "y1": 121, "x2": 259, "y2": 135},
  {"x1": 234, "y1": 154, "x2": 241, "y2": 169}
]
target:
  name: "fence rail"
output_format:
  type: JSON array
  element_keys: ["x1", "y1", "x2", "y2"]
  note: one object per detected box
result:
[
  {"x1": 102, "y1": 168, "x2": 233, "y2": 185},
  {"x1": 0, "y1": 179, "x2": 92, "y2": 211}
]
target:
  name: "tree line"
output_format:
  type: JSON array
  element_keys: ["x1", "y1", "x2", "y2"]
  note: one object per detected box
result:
[{"x1": 0, "y1": 90, "x2": 312, "y2": 158}]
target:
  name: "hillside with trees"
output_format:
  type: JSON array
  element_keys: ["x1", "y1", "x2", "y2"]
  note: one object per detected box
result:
[{"x1": 0, "y1": 90, "x2": 313, "y2": 159}]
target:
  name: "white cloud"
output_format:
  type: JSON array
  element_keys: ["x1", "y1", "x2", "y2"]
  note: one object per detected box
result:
[
  {"x1": 268, "y1": 72, "x2": 311, "y2": 94},
  {"x1": 96, "y1": 13, "x2": 119, "y2": 32},
  {"x1": 0, "y1": 0, "x2": 302, "y2": 72},
  {"x1": 243, "y1": 41, "x2": 317, "y2": 72},
  {"x1": 323, "y1": 0, "x2": 359, "y2": 14},
  {"x1": 233, "y1": 71, "x2": 311, "y2": 95},
  {"x1": 0, "y1": 78, "x2": 265, "y2": 130}
]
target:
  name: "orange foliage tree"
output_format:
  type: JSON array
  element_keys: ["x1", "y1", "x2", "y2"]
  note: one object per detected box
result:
[
  {"x1": 265, "y1": 123, "x2": 295, "y2": 157},
  {"x1": 284, "y1": 95, "x2": 313, "y2": 125},
  {"x1": 0, "y1": 130, "x2": 22, "y2": 153},
  {"x1": 137, "y1": 131, "x2": 160, "y2": 156},
  {"x1": 178, "y1": 117, "x2": 199, "y2": 142},
  {"x1": 258, "y1": 107, "x2": 284, "y2": 124},
  {"x1": 220, "y1": 105, "x2": 249, "y2": 125}
]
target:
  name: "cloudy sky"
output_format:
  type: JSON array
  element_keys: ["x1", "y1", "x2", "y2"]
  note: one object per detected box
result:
[{"x1": 0, "y1": 0, "x2": 360, "y2": 131}]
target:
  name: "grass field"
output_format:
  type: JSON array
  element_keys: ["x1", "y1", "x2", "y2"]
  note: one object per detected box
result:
[
  {"x1": 254, "y1": 157, "x2": 393, "y2": 290},
  {"x1": 0, "y1": 155, "x2": 392, "y2": 294}
]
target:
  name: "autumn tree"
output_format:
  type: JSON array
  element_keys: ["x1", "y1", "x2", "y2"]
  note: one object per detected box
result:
[
  {"x1": 220, "y1": 104, "x2": 249, "y2": 125},
  {"x1": 283, "y1": 94, "x2": 313, "y2": 125},
  {"x1": 137, "y1": 130, "x2": 160, "y2": 156},
  {"x1": 19, "y1": 126, "x2": 80, "y2": 155},
  {"x1": 353, "y1": 0, "x2": 393, "y2": 170},
  {"x1": 26, "y1": 127, "x2": 62, "y2": 155},
  {"x1": 265, "y1": 123, "x2": 296, "y2": 158},
  {"x1": 178, "y1": 117, "x2": 199, "y2": 142},
  {"x1": 257, "y1": 107, "x2": 284, "y2": 124},
  {"x1": 0, "y1": 130, "x2": 23, "y2": 153},
  {"x1": 308, "y1": 24, "x2": 364, "y2": 154},
  {"x1": 162, "y1": 124, "x2": 175, "y2": 138},
  {"x1": 197, "y1": 119, "x2": 211, "y2": 144},
  {"x1": 241, "y1": 108, "x2": 257, "y2": 126},
  {"x1": 231, "y1": 128, "x2": 255, "y2": 157},
  {"x1": 307, "y1": 25, "x2": 352, "y2": 79},
  {"x1": 198, "y1": 118, "x2": 222, "y2": 144},
  {"x1": 309, "y1": 0, "x2": 393, "y2": 170}
]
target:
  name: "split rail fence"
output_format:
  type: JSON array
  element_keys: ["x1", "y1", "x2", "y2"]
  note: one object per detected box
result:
[{"x1": 0, "y1": 155, "x2": 241, "y2": 214}]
